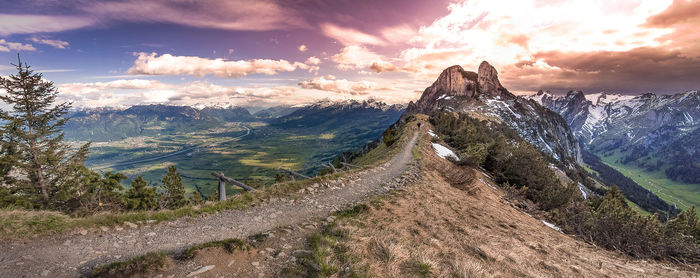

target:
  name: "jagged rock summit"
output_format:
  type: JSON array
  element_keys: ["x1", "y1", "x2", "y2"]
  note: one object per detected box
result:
[
  {"x1": 477, "y1": 61, "x2": 506, "y2": 97},
  {"x1": 402, "y1": 61, "x2": 583, "y2": 166},
  {"x1": 410, "y1": 61, "x2": 509, "y2": 115}
]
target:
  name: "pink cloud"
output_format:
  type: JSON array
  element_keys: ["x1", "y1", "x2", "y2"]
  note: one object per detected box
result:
[
  {"x1": 331, "y1": 45, "x2": 400, "y2": 73},
  {"x1": 86, "y1": 0, "x2": 307, "y2": 31},
  {"x1": 298, "y1": 75, "x2": 378, "y2": 95},
  {"x1": 321, "y1": 23, "x2": 385, "y2": 46}
]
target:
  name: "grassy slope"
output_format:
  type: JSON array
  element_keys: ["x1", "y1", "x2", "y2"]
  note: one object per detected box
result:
[
  {"x1": 284, "y1": 119, "x2": 696, "y2": 277},
  {"x1": 598, "y1": 151, "x2": 700, "y2": 210}
]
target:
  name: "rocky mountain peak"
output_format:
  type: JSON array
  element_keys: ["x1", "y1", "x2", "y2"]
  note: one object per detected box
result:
[
  {"x1": 401, "y1": 62, "x2": 583, "y2": 166},
  {"x1": 429, "y1": 65, "x2": 479, "y2": 98},
  {"x1": 477, "y1": 61, "x2": 505, "y2": 96},
  {"x1": 409, "y1": 61, "x2": 513, "y2": 114}
]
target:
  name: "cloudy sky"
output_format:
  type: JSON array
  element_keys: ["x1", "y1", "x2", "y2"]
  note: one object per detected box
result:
[{"x1": 0, "y1": 0, "x2": 698, "y2": 107}]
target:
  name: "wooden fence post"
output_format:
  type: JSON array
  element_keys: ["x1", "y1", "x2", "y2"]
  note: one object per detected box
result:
[{"x1": 211, "y1": 172, "x2": 255, "y2": 202}]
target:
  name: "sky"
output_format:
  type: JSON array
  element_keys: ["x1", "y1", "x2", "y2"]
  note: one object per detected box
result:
[{"x1": 0, "y1": 0, "x2": 698, "y2": 108}]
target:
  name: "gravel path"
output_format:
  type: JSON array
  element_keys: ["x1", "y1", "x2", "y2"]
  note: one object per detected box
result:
[{"x1": 0, "y1": 131, "x2": 419, "y2": 278}]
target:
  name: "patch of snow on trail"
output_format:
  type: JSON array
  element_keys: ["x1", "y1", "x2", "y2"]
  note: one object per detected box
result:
[
  {"x1": 428, "y1": 130, "x2": 437, "y2": 137},
  {"x1": 542, "y1": 220, "x2": 562, "y2": 233},
  {"x1": 432, "y1": 143, "x2": 459, "y2": 161}
]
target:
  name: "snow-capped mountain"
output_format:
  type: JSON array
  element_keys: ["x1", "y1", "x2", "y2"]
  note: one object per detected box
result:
[
  {"x1": 401, "y1": 61, "x2": 582, "y2": 167},
  {"x1": 526, "y1": 90, "x2": 699, "y2": 183},
  {"x1": 302, "y1": 98, "x2": 406, "y2": 112}
]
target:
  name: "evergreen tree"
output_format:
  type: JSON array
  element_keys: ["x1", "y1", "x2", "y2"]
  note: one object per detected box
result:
[
  {"x1": 160, "y1": 166, "x2": 187, "y2": 209},
  {"x1": 190, "y1": 191, "x2": 204, "y2": 205},
  {"x1": 56, "y1": 165, "x2": 127, "y2": 214},
  {"x1": 124, "y1": 176, "x2": 158, "y2": 210},
  {"x1": 666, "y1": 206, "x2": 700, "y2": 242},
  {"x1": 0, "y1": 57, "x2": 86, "y2": 204},
  {"x1": 274, "y1": 172, "x2": 287, "y2": 183},
  {"x1": 0, "y1": 122, "x2": 19, "y2": 185},
  {"x1": 208, "y1": 187, "x2": 219, "y2": 202}
]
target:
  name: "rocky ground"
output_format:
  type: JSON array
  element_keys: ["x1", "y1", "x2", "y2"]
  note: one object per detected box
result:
[{"x1": 0, "y1": 129, "x2": 420, "y2": 278}]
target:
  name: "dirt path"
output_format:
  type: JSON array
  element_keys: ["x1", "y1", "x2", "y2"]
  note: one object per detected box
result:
[{"x1": 0, "y1": 130, "x2": 419, "y2": 278}]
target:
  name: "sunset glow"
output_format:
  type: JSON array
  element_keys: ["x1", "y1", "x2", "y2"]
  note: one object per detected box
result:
[{"x1": 1, "y1": 0, "x2": 698, "y2": 107}]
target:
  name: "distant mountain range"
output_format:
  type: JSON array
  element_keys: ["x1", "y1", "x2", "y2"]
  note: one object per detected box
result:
[
  {"x1": 526, "y1": 90, "x2": 699, "y2": 184},
  {"x1": 64, "y1": 104, "x2": 255, "y2": 141},
  {"x1": 64, "y1": 100, "x2": 405, "y2": 142}
]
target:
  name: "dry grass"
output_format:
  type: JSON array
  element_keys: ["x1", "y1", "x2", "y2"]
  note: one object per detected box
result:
[{"x1": 320, "y1": 119, "x2": 699, "y2": 278}]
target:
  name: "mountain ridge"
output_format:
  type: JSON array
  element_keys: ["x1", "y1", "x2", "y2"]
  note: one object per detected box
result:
[
  {"x1": 402, "y1": 61, "x2": 582, "y2": 166},
  {"x1": 526, "y1": 89, "x2": 700, "y2": 184}
]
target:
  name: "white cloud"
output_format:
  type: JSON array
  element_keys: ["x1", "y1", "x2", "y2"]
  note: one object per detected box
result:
[
  {"x1": 305, "y1": 56, "x2": 321, "y2": 65},
  {"x1": 304, "y1": 57, "x2": 321, "y2": 74},
  {"x1": 127, "y1": 52, "x2": 312, "y2": 78},
  {"x1": 331, "y1": 45, "x2": 398, "y2": 73},
  {"x1": 396, "y1": 0, "x2": 675, "y2": 78},
  {"x1": 58, "y1": 79, "x2": 169, "y2": 95},
  {"x1": 28, "y1": 37, "x2": 70, "y2": 49},
  {"x1": 57, "y1": 78, "x2": 335, "y2": 107},
  {"x1": 321, "y1": 23, "x2": 385, "y2": 46},
  {"x1": 298, "y1": 75, "x2": 378, "y2": 95},
  {"x1": 298, "y1": 44, "x2": 308, "y2": 52},
  {"x1": 0, "y1": 39, "x2": 36, "y2": 52},
  {"x1": 380, "y1": 25, "x2": 416, "y2": 44}
]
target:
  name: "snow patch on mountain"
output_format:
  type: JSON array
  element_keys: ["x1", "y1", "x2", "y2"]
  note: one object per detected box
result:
[
  {"x1": 432, "y1": 143, "x2": 459, "y2": 161},
  {"x1": 542, "y1": 220, "x2": 563, "y2": 233}
]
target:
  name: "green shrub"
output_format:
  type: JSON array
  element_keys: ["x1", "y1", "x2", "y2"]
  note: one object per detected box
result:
[
  {"x1": 124, "y1": 176, "x2": 158, "y2": 210},
  {"x1": 160, "y1": 166, "x2": 187, "y2": 209},
  {"x1": 382, "y1": 128, "x2": 399, "y2": 147}
]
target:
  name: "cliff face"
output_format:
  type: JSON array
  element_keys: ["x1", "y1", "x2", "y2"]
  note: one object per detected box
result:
[{"x1": 402, "y1": 61, "x2": 582, "y2": 166}]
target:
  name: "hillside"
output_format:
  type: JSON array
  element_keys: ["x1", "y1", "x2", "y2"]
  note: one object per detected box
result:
[
  {"x1": 526, "y1": 90, "x2": 700, "y2": 209},
  {"x1": 57, "y1": 116, "x2": 697, "y2": 278},
  {"x1": 280, "y1": 118, "x2": 695, "y2": 277},
  {"x1": 2, "y1": 63, "x2": 697, "y2": 278}
]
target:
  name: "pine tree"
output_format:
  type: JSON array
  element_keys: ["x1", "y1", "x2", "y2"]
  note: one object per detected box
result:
[
  {"x1": 0, "y1": 57, "x2": 86, "y2": 203},
  {"x1": 0, "y1": 123, "x2": 18, "y2": 185},
  {"x1": 160, "y1": 166, "x2": 187, "y2": 209},
  {"x1": 124, "y1": 176, "x2": 158, "y2": 210},
  {"x1": 190, "y1": 191, "x2": 204, "y2": 205}
]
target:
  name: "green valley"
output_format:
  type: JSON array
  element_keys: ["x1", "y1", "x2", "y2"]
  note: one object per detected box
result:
[
  {"x1": 598, "y1": 150, "x2": 700, "y2": 210},
  {"x1": 66, "y1": 102, "x2": 405, "y2": 198}
]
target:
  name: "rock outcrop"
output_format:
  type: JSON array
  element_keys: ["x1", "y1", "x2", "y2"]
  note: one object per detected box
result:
[
  {"x1": 477, "y1": 61, "x2": 506, "y2": 98},
  {"x1": 401, "y1": 61, "x2": 583, "y2": 166}
]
